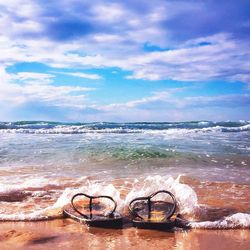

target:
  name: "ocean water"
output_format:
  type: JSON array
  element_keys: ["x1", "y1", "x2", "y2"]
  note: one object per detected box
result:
[{"x1": 0, "y1": 121, "x2": 249, "y2": 228}]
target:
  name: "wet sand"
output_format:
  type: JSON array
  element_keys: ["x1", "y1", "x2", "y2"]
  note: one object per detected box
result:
[{"x1": 0, "y1": 220, "x2": 249, "y2": 250}]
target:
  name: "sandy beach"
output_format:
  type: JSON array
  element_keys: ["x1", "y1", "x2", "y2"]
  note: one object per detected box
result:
[
  {"x1": 0, "y1": 177, "x2": 250, "y2": 250},
  {"x1": 0, "y1": 220, "x2": 250, "y2": 250}
]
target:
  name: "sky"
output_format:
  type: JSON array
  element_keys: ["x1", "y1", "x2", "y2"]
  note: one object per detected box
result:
[{"x1": 0, "y1": 0, "x2": 250, "y2": 122}]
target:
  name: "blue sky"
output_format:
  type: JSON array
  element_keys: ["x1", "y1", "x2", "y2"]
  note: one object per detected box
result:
[{"x1": 0, "y1": 0, "x2": 250, "y2": 122}]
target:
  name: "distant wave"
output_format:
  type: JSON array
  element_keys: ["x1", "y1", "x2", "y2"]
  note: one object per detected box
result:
[{"x1": 0, "y1": 121, "x2": 249, "y2": 134}]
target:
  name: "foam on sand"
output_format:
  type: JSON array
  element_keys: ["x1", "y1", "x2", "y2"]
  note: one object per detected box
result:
[
  {"x1": 0, "y1": 175, "x2": 249, "y2": 229},
  {"x1": 190, "y1": 213, "x2": 250, "y2": 229}
]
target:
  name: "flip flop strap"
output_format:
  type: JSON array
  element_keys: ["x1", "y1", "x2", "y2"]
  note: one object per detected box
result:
[
  {"x1": 71, "y1": 193, "x2": 117, "y2": 219},
  {"x1": 129, "y1": 190, "x2": 177, "y2": 220}
]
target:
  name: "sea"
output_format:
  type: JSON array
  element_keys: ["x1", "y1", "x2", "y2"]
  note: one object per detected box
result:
[{"x1": 0, "y1": 121, "x2": 249, "y2": 229}]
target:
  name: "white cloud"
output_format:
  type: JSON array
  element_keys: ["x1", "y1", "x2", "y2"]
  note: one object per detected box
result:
[
  {"x1": 0, "y1": 67, "x2": 95, "y2": 109},
  {"x1": 92, "y1": 34, "x2": 124, "y2": 43},
  {"x1": 0, "y1": 0, "x2": 43, "y2": 39},
  {"x1": 1, "y1": 31, "x2": 249, "y2": 86},
  {"x1": 91, "y1": 2, "x2": 126, "y2": 23},
  {"x1": 0, "y1": 0, "x2": 249, "y2": 86},
  {"x1": 0, "y1": 0, "x2": 249, "y2": 122},
  {"x1": 12, "y1": 72, "x2": 55, "y2": 84},
  {"x1": 123, "y1": 34, "x2": 250, "y2": 83},
  {"x1": 95, "y1": 90, "x2": 250, "y2": 113},
  {"x1": 0, "y1": 0, "x2": 41, "y2": 17},
  {"x1": 100, "y1": 91, "x2": 171, "y2": 111},
  {"x1": 53, "y1": 71, "x2": 102, "y2": 80}
]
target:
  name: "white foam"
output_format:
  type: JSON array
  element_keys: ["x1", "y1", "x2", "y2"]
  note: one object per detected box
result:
[
  {"x1": 0, "y1": 124, "x2": 249, "y2": 134},
  {"x1": 190, "y1": 213, "x2": 250, "y2": 229},
  {"x1": 0, "y1": 175, "x2": 249, "y2": 230},
  {"x1": 0, "y1": 177, "x2": 60, "y2": 194},
  {"x1": 221, "y1": 124, "x2": 250, "y2": 132},
  {"x1": 0, "y1": 179, "x2": 123, "y2": 221},
  {"x1": 0, "y1": 176, "x2": 199, "y2": 221},
  {"x1": 198, "y1": 121, "x2": 211, "y2": 126},
  {"x1": 124, "y1": 175, "x2": 200, "y2": 215},
  {"x1": 142, "y1": 127, "x2": 219, "y2": 139},
  {"x1": 53, "y1": 181, "x2": 123, "y2": 211},
  {"x1": 0, "y1": 207, "x2": 62, "y2": 221},
  {"x1": 0, "y1": 127, "x2": 142, "y2": 134}
]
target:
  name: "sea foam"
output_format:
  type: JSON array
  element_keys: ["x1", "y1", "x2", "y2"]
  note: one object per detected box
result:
[
  {"x1": 190, "y1": 213, "x2": 250, "y2": 229},
  {"x1": 0, "y1": 175, "x2": 249, "y2": 229}
]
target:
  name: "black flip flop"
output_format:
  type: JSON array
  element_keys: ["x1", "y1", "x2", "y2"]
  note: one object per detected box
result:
[
  {"x1": 129, "y1": 190, "x2": 177, "y2": 230},
  {"x1": 63, "y1": 193, "x2": 123, "y2": 228}
]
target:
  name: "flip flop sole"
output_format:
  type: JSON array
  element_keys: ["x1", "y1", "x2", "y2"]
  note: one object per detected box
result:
[
  {"x1": 63, "y1": 204, "x2": 123, "y2": 228},
  {"x1": 132, "y1": 219, "x2": 176, "y2": 230}
]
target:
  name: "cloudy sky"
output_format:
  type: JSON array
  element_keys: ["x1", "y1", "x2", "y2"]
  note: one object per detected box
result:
[{"x1": 0, "y1": 0, "x2": 250, "y2": 122}]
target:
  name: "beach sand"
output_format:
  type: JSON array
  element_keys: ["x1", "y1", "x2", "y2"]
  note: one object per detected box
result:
[{"x1": 0, "y1": 220, "x2": 250, "y2": 250}]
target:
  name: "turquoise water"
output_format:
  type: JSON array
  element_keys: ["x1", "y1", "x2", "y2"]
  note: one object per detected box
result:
[{"x1": 0, "y1": 121, "x2": 249, "y2": 182}]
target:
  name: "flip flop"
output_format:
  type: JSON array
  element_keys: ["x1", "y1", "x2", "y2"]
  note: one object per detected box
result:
[
  {"x1": 129, "y1": 190, "x2": 177, "y2": 230},
  {"x1": 63, "y1": 193, "x2": 123, "y2": 228}
]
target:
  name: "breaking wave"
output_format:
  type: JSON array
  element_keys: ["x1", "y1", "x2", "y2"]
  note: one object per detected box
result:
[{"x1": 0, "y1": 121, "x2": 249, "y2": 134}]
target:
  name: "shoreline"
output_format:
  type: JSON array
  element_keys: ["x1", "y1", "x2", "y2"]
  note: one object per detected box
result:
[{"x1": 0, "y1": 219, "x2": 250, "y2": 249}]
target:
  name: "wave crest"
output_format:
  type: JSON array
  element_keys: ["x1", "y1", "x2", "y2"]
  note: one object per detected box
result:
[{"x1": 0, "y1": 121, "x2": 249, "y2": 134}]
